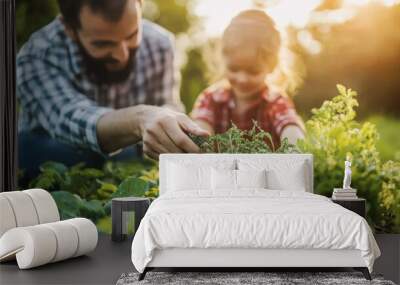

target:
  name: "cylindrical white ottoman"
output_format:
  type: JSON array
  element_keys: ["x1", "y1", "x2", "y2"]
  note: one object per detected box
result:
[{"x1": 0, "y1": 189, "x2": 98, "y2": 269}]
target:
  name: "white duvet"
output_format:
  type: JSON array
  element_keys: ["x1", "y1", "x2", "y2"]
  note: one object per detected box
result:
[{"x1": 131, "y1": 189, "x2": 380, "y2": 273}]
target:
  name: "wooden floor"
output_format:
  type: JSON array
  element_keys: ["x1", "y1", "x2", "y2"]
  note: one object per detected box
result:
[{"x1": 0, "y1": 233, "x2": 134, "y2": 285}]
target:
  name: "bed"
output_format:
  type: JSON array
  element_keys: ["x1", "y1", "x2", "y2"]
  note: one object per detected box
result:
[{"x1": 131, "y1": 154, "x2": 381, "y2": 281}]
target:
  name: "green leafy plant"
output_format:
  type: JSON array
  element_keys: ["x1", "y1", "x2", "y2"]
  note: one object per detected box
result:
[
  {"x1": 27, "y1": 159, "x2": 159, "y2": 232},
  {"x1": 50, "y1": 191, "x2": 105, "y2": 222},
  {"x1": 377, "y1": 160, "x2": 400, "y2": 232},
  {"x1": 298, "y1": 84, "x2": 400, "y2": 233},
  {"x1": 190, "y1": 121, "x2": 300, "y2": 154}
]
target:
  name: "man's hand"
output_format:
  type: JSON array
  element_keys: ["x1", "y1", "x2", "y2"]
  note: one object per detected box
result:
[
  {"x1": 97, "y1": 104, "x2": 210, "y2": 159},
  {"x1": 139, "y1": 106, "x2": 209, "y2": 159}
]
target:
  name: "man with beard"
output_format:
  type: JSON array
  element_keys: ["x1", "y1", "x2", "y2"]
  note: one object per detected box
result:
[{"x1": 17, "y1": 0, "x2": 208, "y2": 179}]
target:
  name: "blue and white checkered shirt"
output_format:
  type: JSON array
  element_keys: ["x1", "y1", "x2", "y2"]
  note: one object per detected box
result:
[{"x1": 17, "y1": 17, "x2": 182, "y2": 154}]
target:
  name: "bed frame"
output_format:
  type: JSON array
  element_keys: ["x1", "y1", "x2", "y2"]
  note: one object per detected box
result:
[
  {"x1": 140, "y1": 248, "x2": 371, "y2": 280},
  {"x1": 138, "y1": 154, "x2": 372, "y2": 281}
]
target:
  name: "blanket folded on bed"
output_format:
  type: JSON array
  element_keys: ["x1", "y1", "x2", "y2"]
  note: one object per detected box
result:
[{"x1": 131, "y1": 190, "x2": 380, "y2": 273}]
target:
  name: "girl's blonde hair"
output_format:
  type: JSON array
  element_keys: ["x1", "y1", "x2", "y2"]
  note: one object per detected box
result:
[{"x1": 205, "y1": 9, "x2": 303, "y2": 95}]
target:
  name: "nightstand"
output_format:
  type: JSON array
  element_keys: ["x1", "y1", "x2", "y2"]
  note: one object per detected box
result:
[
  {"x1": 331, "y1": 198, "x2": 366, "y2": 218},
  {"x1": 111, "y1": 197, "x2": 150, "y2": 242}
]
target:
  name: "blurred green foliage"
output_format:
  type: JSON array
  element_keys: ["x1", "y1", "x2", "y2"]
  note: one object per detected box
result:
[
  {"x1": 299, "y1": 85, "x2": 400, "y2": 233},
  {"x1": 29, "y1": 159, "x2": 159, "y2": 230},
  {"x1": 16, "y1": 0, "x2": 59, "y2": 49},
  {"x1": 180, "y1": 47, "x2": 209, "y2": 113},
  {"x1": 142, "y1": 0, "x2": 196, "y2": 35},
  {"x1": 367, "y1": 115, "x2": 400, "y2": 162}
]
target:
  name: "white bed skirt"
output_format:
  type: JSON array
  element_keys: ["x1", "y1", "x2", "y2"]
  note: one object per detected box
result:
[{"x1": 148, "y1": 248, "x2": 366, "y2": 268}]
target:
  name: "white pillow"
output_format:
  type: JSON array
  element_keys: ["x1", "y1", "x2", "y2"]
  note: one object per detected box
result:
[
  {"x1": 168, "y1": 163, "x2": 212, "y2": 191},
  {"x1": 238, "y1": 159, "x2": 307, "y2": 191},
  {"x1": 236, "y1": 169, "x2": 267, "y2": 189},
  {"x1": 211, "y1": 169, "x2": 267, "y2": 190},
  {"x1": 166, "y1": 159, "x2": 236, "y2": 192},
  {"x1": 266, "y1": 167, "x2": 306, "y2": 191},
  {"x1": 212, "y1": 168, "x2": 236, "y2": 190}
]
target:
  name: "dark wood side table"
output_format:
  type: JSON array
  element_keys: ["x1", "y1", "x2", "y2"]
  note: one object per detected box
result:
[
  {"x1": 331, "y1": 198, "x2": 366, "y2": 218},
  {"x1": 112, "y1": 197, "x2": 150, "y2": 242}
]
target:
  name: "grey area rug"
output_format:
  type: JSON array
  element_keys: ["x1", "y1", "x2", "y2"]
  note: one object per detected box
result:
[{"x1": 116, "y1": 271, "x2": 395, "y2": 285}]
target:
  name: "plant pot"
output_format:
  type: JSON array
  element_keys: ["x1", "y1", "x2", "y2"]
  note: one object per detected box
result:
[{"x1": 373, "y1": 233, "x2": 400, "y2": 284}]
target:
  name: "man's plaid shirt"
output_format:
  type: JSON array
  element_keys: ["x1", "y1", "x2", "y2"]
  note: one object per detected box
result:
[{"x1": 17, "y1": 17, "x2": 182, "y2": 154}]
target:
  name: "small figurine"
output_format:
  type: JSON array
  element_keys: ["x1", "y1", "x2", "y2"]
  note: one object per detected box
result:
[{"x1": 343, "y1": 160, "x2": 352, "y2": 189}]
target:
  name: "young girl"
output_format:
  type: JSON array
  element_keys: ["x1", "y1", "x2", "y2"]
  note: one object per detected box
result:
[{"x1": 191, "y1": 10, "x2": 304, "y2": 148}]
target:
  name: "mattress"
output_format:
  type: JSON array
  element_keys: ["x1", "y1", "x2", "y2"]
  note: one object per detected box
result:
[{"x1": 131, "y1": 189, "x2": 380, "y2": 273}]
